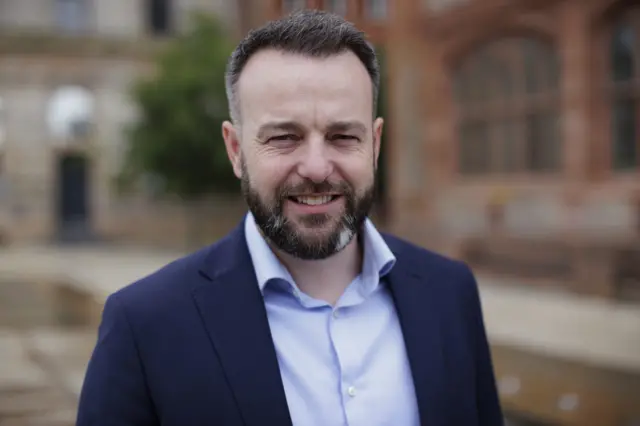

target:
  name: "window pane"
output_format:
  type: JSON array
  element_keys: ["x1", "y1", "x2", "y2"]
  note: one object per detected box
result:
[
  {"x1": 453, "y1": 68, "x2": 470, "y2": 104},
  {"x1": 525, "y1": 112, "x2": 560, "y2": 171},
  {"x1": 493, "y1": 60, "x2": 513, "y2": 100},
  {"x1": 459, "y1": 121, "x2": 491, "y2": 174},
  {"x1": 479, "y1": 50, "x2": 509, "y2": 102},
  {"x1": 466, "y1": 52, "x2": 492, "y2": 104},
  {"x1": 612, "y1": 99, "x2": 638, "y2": 169},
  {"x1": 56, "y1": 0, "x2": 88, "y2": 34},
  {"x1": 545, "y1": 43, "x2": 561, "y2": 90},
  {"x1": 611, "y1": 24, "x2": 635, "y2": 82},
  {"x1": 498, "y1": 119, "x2": 520, "y2": 172},
  {"x1": 523, "y1": 39, "x2": 541, "y2": 94},
  {"x1": 522, "y1": 39, "x2": 557, "y2": 93}
]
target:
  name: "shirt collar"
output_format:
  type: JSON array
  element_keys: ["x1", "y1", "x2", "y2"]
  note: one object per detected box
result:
[{"x1": 244, "y1": 212, "x2": 396, "y2": 295}]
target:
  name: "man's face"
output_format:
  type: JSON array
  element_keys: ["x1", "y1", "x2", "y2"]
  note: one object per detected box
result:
[{"x1": 223, "y1": 49, "x2": 383, "y2": 260}]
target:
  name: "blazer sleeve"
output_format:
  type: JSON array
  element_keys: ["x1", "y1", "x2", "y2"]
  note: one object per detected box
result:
[
  {"x1": 462, "y1": 265, "x2": 504, "y2": 426},
  {"x1": 76, "y1": 293, "x2": 158, "y2": 426}
]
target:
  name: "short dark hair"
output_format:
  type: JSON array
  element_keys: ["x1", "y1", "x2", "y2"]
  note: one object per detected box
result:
[{"x1": 225, "y1": 9, "x2": 380, "y2": 124}]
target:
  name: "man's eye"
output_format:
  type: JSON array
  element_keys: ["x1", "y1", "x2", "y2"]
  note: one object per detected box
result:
[
  {"x1": 269, "y1": 134, "x2": 297, "y2": 142},
  {"x1": 332, "y1": 134, "x2": 358, "y2": 142}
]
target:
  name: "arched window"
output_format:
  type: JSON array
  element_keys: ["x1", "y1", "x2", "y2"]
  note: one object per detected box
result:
[
  {"x1": 454, "y1": 37, "x2": 561, "y2": 175},
  {"x1": 56, "y1": 0, "x2": 89, "y2": 34},
  {"x1": 610, "y1": 12, "x2": 639, "y2": 170}
]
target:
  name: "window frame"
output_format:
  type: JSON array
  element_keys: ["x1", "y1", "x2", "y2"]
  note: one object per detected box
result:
[
  {"x1": 453, "y1": 36, "x2": 562, "y2": 178},
  {"x1": 607, "y1": 10, "x2": 640, "y2": 173},
  {"x1": 55, "y1": 0, "x2": 90, "y2": 35}
]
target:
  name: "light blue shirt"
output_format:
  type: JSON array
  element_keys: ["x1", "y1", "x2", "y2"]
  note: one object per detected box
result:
[{"x1": 244, "y1": 213, "x2": 420, "y2": 426}]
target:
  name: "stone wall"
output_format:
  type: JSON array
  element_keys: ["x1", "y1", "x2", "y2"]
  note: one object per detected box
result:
[
  {"x1": 0, "y1": 53, "x2": 146, "y2": 244},
  {"x1": 436, "y1": 187, "x2": 639, "y2": 243},
  {"x1": 0, "y1": 0, "x2": 239, "y2": 37},
  {"x1": 104, "y1": 196, "x2": 249, "y2": 249}
]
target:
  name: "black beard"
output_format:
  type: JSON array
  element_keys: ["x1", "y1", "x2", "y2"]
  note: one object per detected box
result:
[{"x1": 240, "y1": 161, "x2": 375, "y2": 260}]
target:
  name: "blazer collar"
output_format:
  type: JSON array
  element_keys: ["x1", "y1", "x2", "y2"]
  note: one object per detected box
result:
[
  {"x1": 192, "y1": 219, "x2": 292, "y2": 426},
  {"x1": 384, "y1": 236, "x2": 449, "y2": 426}
]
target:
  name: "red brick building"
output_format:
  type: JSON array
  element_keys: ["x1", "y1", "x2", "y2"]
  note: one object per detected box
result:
[
  {"x1": 260, "y1": 0, "x2": 640, "y2": 301},
  {"x1": 243, "y1": 4, "x2": 640, "y2": 424}
]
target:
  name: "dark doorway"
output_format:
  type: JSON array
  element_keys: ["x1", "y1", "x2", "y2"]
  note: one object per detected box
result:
[
  {"x1": 57, "y1": 154, "x2": 91, "y2": 242},
  {"x1": 148, "y1": 0, "x2": 172, "y2": 35}
]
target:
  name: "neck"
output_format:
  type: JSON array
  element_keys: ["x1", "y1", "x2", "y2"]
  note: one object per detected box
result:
[{"x1": 273, "y1": 235, "x2": 363, "y2": 306}]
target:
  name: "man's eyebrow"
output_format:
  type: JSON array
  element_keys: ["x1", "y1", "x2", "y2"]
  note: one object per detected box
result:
[
  {"x1": 256, "y1": 121, "x2": 303, "y2": 140},
  {"x1": 326, "y1": 121, "x2": 367, "y2": 134}
]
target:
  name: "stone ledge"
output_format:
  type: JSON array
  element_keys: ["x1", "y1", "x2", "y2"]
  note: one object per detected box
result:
[
  {"x1": 478, "y1": 275, "x2": 640, "y2": 374},
  {"x1": 0, "y1": 31, "x2": 167, "y2": 59},
  {"x1": 462, "y1": 236, "x2": 640, "y2": 301}
]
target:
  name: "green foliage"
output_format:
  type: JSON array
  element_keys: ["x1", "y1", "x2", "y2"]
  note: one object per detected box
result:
[{"x1": 118, "y1": 12, "x2": 238, "y2": 199}]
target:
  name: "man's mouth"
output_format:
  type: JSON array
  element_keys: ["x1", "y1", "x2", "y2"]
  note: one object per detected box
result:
[{"x1": 288, "y1": 195, "x2": 341, "y2": 205}]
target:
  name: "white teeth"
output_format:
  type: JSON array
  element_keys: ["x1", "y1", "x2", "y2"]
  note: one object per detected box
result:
[{"x1": 295, "y1": 195, "x2": 333, "y2": 205}]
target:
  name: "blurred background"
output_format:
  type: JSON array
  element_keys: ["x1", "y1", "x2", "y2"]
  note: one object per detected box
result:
[{"x1": 0, "y1": 0, "x2": 639, "y2": 425}]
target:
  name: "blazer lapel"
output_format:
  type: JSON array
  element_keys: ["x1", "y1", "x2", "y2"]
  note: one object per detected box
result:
[
  {"x1": 191, "y1": 223, "x2": 292, "y2": 426},
  {"x1": 386, "y1": 249, "x2": 448, "y2": 426}
]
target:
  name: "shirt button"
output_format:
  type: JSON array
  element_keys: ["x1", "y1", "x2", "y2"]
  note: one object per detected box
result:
[
  {"x1": 347, "y1": 386, "x2": 357, "y2": 397},
  {"x1": 332, "y1": 310, "x2": 340, "y2": 318}
]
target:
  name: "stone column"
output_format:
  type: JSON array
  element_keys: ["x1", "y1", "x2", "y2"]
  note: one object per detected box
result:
[
  {"x1": 385, "y1": 0, "x2": 431, "y2": 245},
  {"x1": 559, "y1": 2, "x2": 591, "y2": 205},
  {"x1": 558, "y1": 2, "x2": 601, "y2": 292}
]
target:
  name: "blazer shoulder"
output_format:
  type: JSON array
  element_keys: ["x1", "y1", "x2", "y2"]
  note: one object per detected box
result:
[
  {"x1": 103, "y1": 223, "x2": 247, "y2": 325},
  {"x1": 110, "y1": 245, "x2": 208, "y2": 304},
  {"x1": 382, "y1": 233, "x2": 477, "y2": 297},
  {"x1": 383, "y1": 233, "x2": 471, "y2": 273}
]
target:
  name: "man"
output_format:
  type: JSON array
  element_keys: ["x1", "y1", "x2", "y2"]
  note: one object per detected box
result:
[{"x1": 77, "y1": 10, "x2": 503, "y2": 426}]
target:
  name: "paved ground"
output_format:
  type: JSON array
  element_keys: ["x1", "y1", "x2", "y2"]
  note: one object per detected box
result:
[
  {"x1": 2, "y1": 243, "x2": 638, "y2": 369},
  {"x1": 0, "y1": 328, "x2": 90, "y2": 425},
  {"x1": 0, "y1": 243, "x2": 639, "y2": 424}
]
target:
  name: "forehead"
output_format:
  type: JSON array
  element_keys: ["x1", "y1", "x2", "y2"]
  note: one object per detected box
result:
[{"x1": 237, "y1": 49, "x2": 374, "y2": 124}]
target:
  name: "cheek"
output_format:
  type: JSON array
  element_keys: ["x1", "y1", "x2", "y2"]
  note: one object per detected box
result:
[
  {"x1": 245, "y1": 157, "x2": 292, "y2": 194},
  {"x1": 336, "y1": 157, "x2": 375, "y2": 189}
]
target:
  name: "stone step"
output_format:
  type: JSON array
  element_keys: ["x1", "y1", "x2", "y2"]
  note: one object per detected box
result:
[
  {"x1": 0, "y1": 408, "x2": 76, "y2": 426},
  {"x1": 23, "y1": 329, "x2": 97, "y2": 397},
  {"x1": 0, "y1": 386, "x2": 71, "y2": 418},
  {"x1": 0, "y1": 281, "x2": 56, "y2": 328},
  {"x1": 0, "y1": 331, "x2": 48, "y2": 391}
]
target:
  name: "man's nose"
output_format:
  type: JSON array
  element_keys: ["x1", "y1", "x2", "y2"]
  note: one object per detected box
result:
[{"x1": 296, "y1": 137, "x2": 333, "y2": 183}]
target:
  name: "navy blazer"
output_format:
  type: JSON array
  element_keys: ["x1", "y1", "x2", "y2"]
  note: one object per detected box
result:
[{"x1": 77, "y1": 220, "x2": 503, "y2": 426}]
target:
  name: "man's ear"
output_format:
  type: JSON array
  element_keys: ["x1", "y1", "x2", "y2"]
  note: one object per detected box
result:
[
  {"x1": 222, "y1": 121, "x2": 242, "y2": 178},
  {"x1": 373, "y1": 117, "x2": 384, "y2": 168}
]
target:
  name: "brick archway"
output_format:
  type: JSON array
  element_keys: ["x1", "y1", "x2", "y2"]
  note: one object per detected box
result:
[
  {"x1": 440, "y1": 21, "x2": 558, "y2": 71},
  {"x1": 588, "y1": 0, "x2": 638, "y2": 30}
]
